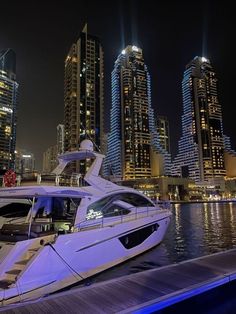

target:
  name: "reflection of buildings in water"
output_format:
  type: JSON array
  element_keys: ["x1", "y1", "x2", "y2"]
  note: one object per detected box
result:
[
  {"x1": 203, "y1": 202, "x2": 236, "y2": 248},
  {"x1": 221, "y1": 203, "x2": 236, "y2": 244},
  {"x1": 164, "y1": 202, "x2": 236, "y2": 264},
  {"x1": 172, "y1": 203, "x2": 236, "y2": 257},
  {"x1": 229, "y1": 202, "x2": 234, "y2": 217},
  {"x1": 172, "y1": 204, "x2": 186, "y2": 253},
  {"x1": 171, "y1": 203, "x2": 205, "y2": 258},
  {"x1": 174, "y1": 203, "x2": 181, "y2": 232},
  {"x1": 163, "y1": 204, "x2": 186, "y2": 259},
  {"x1": 186, "y1": 203, "x2": 205, "y2": 251},
  {"x1": 203, "y1": 203, "x2": 220, "y2": 241}
]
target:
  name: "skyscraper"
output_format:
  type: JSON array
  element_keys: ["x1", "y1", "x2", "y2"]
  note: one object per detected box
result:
[
  {"x1": 172, "y1": 56, "x2": 226, "y2": 183},
  {"x1": 156, "y1": 115, "x2": 170, "y2": 154},
  {"x1": 56, "y1": 124, "x2": 65, "y2": 155},
  {"x1": 105, "y1": 45, "x2": 170, "y2": 180},
  {"x1": 15, "y1": 149, "x2": 35, "y2": 176},
  {"x1": 64, "y1": 24, "x2": 104, "y2": 173},
  {"x1": 42, "y1": 145, "x2": 58, "y2": 174},
  {"x1": 0, "y1": 49, "x2": 18, "y2": 171}
]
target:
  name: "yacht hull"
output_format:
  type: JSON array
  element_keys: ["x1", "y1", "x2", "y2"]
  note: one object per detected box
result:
[{"x1": 0, "y1": 211, "x2": 171, "y2": 305}]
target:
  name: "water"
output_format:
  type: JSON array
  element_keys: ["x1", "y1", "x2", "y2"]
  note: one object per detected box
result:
[
  {"x1": 165, "y1": 201, "x2": 236, "y2": 262},
  {"x1": 156, "y1": 280, "x2": 236, "y2": 314},
  {"x1": 88, "y1": 201, "x2": 236, "y2": 284}
]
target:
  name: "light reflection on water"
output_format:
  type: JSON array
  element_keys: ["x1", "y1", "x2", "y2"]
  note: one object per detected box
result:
[
  {"x1": 90, "y1": 201, "x2": 236, "y2": 284},
  {"x1": 165, "y1": 202, "x2": 236, "y2": 263}
]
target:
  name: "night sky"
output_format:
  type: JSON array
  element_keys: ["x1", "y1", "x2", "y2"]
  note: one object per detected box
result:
[{"x1": 0, "y1": 1, "x2": 235, "y2": 170}]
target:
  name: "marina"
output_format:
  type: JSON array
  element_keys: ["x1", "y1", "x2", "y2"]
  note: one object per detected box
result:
[{"x1": 0, "y1": 1, "x2": 235, "y2": 313}]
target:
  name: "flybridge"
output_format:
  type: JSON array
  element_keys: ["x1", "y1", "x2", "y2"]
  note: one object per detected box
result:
[
  {"x1": 51, "y1": 139, "x2": 117, "y2": 192},
  {"x1": 1, "y1": 140, "x2": 118, "y2": 193}
]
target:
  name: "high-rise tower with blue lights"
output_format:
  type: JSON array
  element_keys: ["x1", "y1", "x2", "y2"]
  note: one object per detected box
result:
[
  {"x1": 105, "y1": 45, "x2": 171, "y2": 180},
  {"x1": 172, "y1": 56, "x2": 226, "y2": 183},
  {"x1": 0, "y1": 49, "x2": 18, "y2": 171}
]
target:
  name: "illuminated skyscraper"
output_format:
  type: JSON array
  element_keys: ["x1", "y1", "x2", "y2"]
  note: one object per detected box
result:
[
  {"x1": 156, "y1": 116, "x2": 170, "y2": 154},
  {"x1": 172, "y1": 56, "x2": 226, "y2": 183},
  {"x1": 56, "y1": 124, "x2": 65, "y2": 155},
  {"x1": 0, "y1": 49, "x2": 18, "y2": 171},
  {"x1": 64, "y1": 24, "x2": 104, "y2": 172},
  {"x1": 105, "y1": 45, "x2": 170, "y2": 180}
]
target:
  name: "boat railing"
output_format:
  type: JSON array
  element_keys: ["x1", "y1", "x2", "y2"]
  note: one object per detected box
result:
[
  {"x1": 76, "y1": 202, "x2": 170, "y2": 231},
  {"x1": 14, "y1": 173, "x2": 88, "y2": 187},
  {"x1": 155, "y1": 200, "x2": 171, "y2": 210}
]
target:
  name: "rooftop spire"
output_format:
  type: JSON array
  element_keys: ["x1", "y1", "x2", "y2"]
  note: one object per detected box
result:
[{"x1": 82, "y1": 23, "x2": 87, "y2": 33}]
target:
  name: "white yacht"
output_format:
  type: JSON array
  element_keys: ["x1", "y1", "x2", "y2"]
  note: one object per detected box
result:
[{"x1": 0, "y1": 140, "x2": 171, "y2": 306}]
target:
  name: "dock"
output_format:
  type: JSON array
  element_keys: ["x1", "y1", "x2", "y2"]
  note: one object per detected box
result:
[{"x1": 1, "y1": 248, "x2": 236, "y2": 313}]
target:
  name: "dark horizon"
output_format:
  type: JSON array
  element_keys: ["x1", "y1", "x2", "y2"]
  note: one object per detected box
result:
[{"x1": 0, "y1": 0, "x2": 235, "y2": 170}]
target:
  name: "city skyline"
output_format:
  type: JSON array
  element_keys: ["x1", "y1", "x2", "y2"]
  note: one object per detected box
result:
[{"x1": 0, "y1": 1, "x2": 235, "y2": 170}]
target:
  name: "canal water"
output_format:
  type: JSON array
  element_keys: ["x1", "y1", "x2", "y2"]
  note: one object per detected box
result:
[{"x1": 89, "y1": 201, "x2": 236, "y2": 283}]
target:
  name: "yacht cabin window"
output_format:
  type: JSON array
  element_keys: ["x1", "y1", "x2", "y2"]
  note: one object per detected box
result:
[
  {"x1": 86, "y1": 192, "x2": 154, "y2": 220},
  {"x1": 33, "y1": 197, "x2": 81, "y2": 221}
]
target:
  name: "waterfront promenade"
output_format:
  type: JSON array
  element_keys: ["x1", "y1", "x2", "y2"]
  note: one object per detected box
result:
[
  {"x1": 1, "y1": 248, "x2": 236, "y2": 313},
  {"x1": 170, "y1": 199, "x2": 236, "y2": 204}
]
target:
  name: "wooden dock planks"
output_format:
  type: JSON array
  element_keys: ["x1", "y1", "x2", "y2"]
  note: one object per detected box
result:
[{"x1": 1, "y1": 248, "x2": 236, "y2": 313}]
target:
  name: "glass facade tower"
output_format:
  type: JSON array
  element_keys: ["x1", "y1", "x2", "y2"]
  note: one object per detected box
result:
[
  {"x1": 172, "y1": 56, "x2": 226, "y2": 183},
  {"x1": 156, "y1": 116, "x2": 170, "y2": 154},
  {"x1": 105, "y1": 45, "x2": 171, "y2": 180},
  {"x1": 0, "y1": 49, "x2": 18, "y2": 171},
  {"x1": 64, "y1": 24, "x2": 104, "y2": 173}
]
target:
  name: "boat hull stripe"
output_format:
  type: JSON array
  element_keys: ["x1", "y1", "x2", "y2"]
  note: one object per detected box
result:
[{"x1": 76, "y1": 216, "x2": 169, "y2": 252}]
